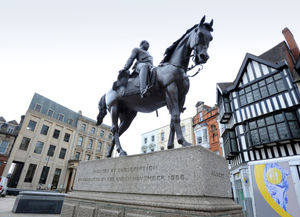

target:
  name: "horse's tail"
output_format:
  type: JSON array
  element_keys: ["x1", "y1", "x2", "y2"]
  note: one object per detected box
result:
[{"x1": 96, "y1": 94, "x2": 107, "y2": 126}]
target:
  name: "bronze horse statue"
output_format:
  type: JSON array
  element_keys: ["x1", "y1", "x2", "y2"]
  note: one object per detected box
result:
[{"x1": 97, "y1": 16, "x2": 213, "y2": 157}]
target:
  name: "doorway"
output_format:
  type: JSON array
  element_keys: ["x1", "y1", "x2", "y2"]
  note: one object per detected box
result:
[{"x1": 7, "y1": 161, "x2": 24, "y2": 188}]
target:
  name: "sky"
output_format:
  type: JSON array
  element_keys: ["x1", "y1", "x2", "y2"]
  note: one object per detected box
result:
[{"x1": 1, "y1": 0, "x2": 300, "y2": 155}]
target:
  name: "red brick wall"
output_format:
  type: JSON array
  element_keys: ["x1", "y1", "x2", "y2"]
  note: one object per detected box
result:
[
  {"x1": 0, "y1": 155, "x2": 8, "y2": 176},
  {"x1": 193, "y1": 107, "x2": 222, "y2": 156}
]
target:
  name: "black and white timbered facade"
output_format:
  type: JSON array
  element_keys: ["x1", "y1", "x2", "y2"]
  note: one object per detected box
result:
[
  {"x1": 217, "y1": 47, "x2": 300, "y2": 216},
  {"x1": 218, "y1": 53, "x2": 300, "y2": 166}
]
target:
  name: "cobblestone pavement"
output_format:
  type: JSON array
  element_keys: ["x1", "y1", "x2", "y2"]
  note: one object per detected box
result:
[{"x1": 0, "y1": 196, "x2": 59, "y2": 217}]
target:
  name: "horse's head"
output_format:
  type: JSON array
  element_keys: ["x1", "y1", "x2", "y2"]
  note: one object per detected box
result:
[{"x1": 191, "y1": 16, "x2": 213, "y2": 64}]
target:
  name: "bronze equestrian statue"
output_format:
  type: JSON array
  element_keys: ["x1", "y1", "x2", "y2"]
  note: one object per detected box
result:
[{"x1": 97, "y1": 16, "x2": 213, "y2": 157}]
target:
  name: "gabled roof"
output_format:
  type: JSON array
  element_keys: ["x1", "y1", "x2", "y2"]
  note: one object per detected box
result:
[
  {"x1": 216, "y1": 82, "x2": 233, "y2": 95},
  {"x1": 8, "y1": 120, "x2": 18, "y2": 125},
  {"x1": 226, "y1": 53, "x2": 287, "y2": 92},
  {"x1": 259, "y1": 41, "x2": 288, "y2": 63},
  {"x1": 0, "y1": 116, "x2": 6, "y2": 122}
]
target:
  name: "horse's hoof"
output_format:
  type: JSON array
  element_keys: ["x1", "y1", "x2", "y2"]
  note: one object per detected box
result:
[
  {"x1": 182, "y1": 142, "x2": 192, "y2": 147},
  {"x1": 119, "y1": 151, "x2": 127, "y2": 156},
  {"x1": 167, "y1": 144, "x2": 174, "y2": 149}
]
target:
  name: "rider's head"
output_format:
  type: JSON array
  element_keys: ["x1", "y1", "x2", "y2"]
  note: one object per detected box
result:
[{"x1": 140, "y1": 40, "x2": 149, "y2": 51}]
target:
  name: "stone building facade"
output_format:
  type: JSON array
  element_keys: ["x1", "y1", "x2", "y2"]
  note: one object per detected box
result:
[
  {"x1": 2, "y1": 93, "x2": 111, "y2": 191},
  {"x1": 141, "y1": 117, "x2": 194, "y2": 153},
  {"x1": 193, "y1": 102, "x2": 222, "y2": 156},
  {"x1": 67, "y1": 114, "x2": 112, "y2": 192},
  {"x1": 0, "y1": 117, "x2": 21, "y2": 176}
]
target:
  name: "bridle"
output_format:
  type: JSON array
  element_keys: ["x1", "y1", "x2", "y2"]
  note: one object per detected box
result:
[{"x1": 186, "y1": 28, "x2": 204, "y2": 78}]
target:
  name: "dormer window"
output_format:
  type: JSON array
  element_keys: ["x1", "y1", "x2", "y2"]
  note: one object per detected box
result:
[{"x1": 34, "y1": 104, "x2": 41, "y2": 112}]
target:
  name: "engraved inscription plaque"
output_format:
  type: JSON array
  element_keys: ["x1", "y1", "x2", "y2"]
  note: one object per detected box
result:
[{"x1": 73, "y1": 145, "x2": 231, "y2": 197}]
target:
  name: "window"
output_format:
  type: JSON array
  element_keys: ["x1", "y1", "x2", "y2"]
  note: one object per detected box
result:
[
  {"x1": 197, "y1": 136, "x2": 202, "y2": 144},
  {"x1": 144, "y1": 138, "x2": 147, "y2": 144},
  {"x1": 161, "y1": 146, "x2": 164, "y2": 150},
  {"x1": 39, "y1": 166, "x2": 50, "y2": 184},
  {"x1": 210, "y1": 124, "x2": 216, "y2": 132},
  {"x1": 203, "y1": 129, "x2": 208, "y2": 143},
  {"x1": 151, "y1": 135, "x2": 155, "y2": 142},
  {"x1": 88, "y1": 139, "x2": 93, "y2": 150},
  {"x1": 47, "y1": 109, "x2": 54, "y2": 117},
  {"x1": 59, "y1": 148, "x2": 66, "y2": 159},
  {"x1": 97, "y1": 142, "x2": 102, "y2": 152},
  {"x1": 161, "y1": 132, "x2": 165, "y2": 141},
  {"x1": 47, "y1": 145, "x2": 56, "y2": 157},
  {"x1": 57, "y1": 114, "x2": 63, "y2": 122},
  {"x1": 53, "y1": 129, "x2": 60, "y2": 139},
  {"x1": 246, "y1": 111, "x2": 300, "y2": 147},
  {"x1": 100, "y1": 130, "x2": 104, "y2": 137},
  {"x1": 81, "y1": 124, "x2": 86, "y2": 131},
  {"x1": 27, "y1": 120, "x2": 37, "y2": 131},
  {"x1": 108, "y1": 133, "x2": 113, "y2": 140},
  {"x1": 64, "y1": 133, "x2": 70, "y2": 142},
  {"x1": 149, "y1": 143, "x2": 155, "y2": 152},
  {"x1": 75, "y1": 152, "x2": 80, "y2": 160},
  {"x1": 19, "y1": 137, "x2": 31, "y2": 151},
  {"x1": 40, "y1": 125, "x2": 49, "y2": 135},
  {"x1": 199, "y1": 112, "x2": 203, "y2": 121},
  {"x1": 34, "y1": 141, "x2": 44, "y2": 154},
  {"x1": 91, "y1": 127, "x2": 95, "y2": 134},
  {"x1": 238, "y1": 73, "x2": 286, "y2": 107},
  {"x1": 24, "y1": 164, "x2": 37, "y2": 183},
  {"x1": 7, "y1": 126, "x2": 14, "y2": 134},
  {"x1": 0, "y1": 141, "x2": 9, "y2": 153},
  {"x1": 51, "y1": 168, "x2": 61, "y2": 190},
  {"x1": 85, "y1": 154, "x2": 90, "y2": 160},
  {"x1": 34, "y1": 104, "x2": 42, "y2": 112},
  {"x1": 223, "y1": 130, "x2": 238, "y2": 158},
  {"x1": 68, "y1": 119, "x2": 73, "y2": 125},
  {"x1": 77, "y1": 136, "x2": 83, "y2": 146},
  {"x1": 57, "y1": 114, "x2": 64, "y2": 122}
]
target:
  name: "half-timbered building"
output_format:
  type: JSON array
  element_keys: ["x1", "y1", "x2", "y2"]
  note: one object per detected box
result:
[{"x1": 217, "y1": 28, "x2": 300, "y2": 216}]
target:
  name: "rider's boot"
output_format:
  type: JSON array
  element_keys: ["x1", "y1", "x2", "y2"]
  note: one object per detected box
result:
[{"x1": 139, "y1": 67, "x2": 149, "y2": 98}]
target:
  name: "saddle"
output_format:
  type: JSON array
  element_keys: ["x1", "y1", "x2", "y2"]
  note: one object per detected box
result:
[{"x1": 112, "y1": 68, "x2": 157, "y2": 97}]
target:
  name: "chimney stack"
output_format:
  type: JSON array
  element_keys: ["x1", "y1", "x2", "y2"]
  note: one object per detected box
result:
[{"x1": 282, "y1": 27, "x2": 300, "y2": 61}]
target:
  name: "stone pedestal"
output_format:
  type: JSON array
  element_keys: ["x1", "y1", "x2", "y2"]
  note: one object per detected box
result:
[
  {"x1": 13, "y1": 191, "x2": 65, "y2": 214},
  {"x1": 61, "y1": 145, "x2": 243, "y2": 217}
]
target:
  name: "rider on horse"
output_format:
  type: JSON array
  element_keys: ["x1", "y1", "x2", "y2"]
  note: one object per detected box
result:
[{"x1": 123, "y1": 40, "x2": 153, "y2": 98}]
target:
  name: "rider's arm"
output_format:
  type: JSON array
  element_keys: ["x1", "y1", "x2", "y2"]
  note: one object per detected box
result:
[{"x1": 124, "y1": 48, "x2": 138, "y2": 70}]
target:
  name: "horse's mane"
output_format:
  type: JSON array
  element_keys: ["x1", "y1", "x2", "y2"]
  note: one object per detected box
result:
[
  {"x1": 160, "y1": 23, "x2": 213, "y2": 64},
  {"x1": 160, "y1": 24, "x2": 198, "y2": 64}
]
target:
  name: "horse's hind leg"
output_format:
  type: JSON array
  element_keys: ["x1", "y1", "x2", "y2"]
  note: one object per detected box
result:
[
  {"x1": 106, "y1": 142, "x2": 115, "y2": 158},
  {"x1": 118, "y1": 110, "x2": 137, "y2": 137},
  {"x1": 106, "y1": 110, "x2": 137, "y2": 158},
  {"x1": 110, "y1": 105, "x2": 127, "y2": 156}
]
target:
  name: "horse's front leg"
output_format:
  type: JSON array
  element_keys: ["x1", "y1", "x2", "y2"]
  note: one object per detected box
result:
[
  {"x1": 167, "y1": 120, "x2": 175, "y2": 149},
  {"x1": 110, "y1": 105, "x2": 127, "y2": 156},
  {"x1": 164, "y1": 83, "x2": 192, "y2": 147}
]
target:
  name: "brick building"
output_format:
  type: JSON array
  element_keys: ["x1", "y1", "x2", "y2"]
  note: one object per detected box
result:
[
  {"x1": 0, "y1": 117, "x2": 21, "y2": 176},
  {"x1": 193, "y1": 101, "x2": 222, "y2": 156}
]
